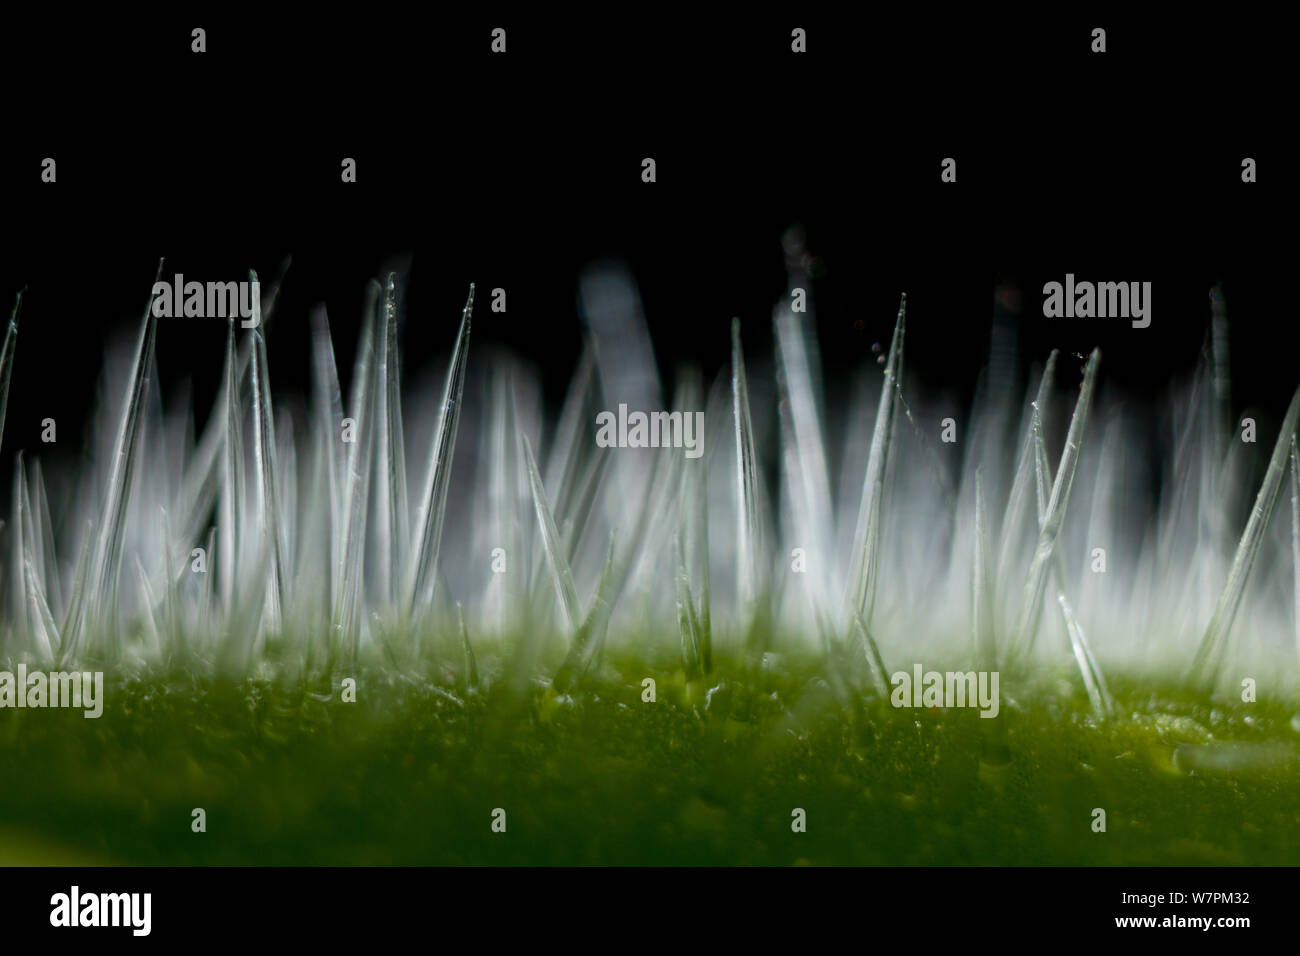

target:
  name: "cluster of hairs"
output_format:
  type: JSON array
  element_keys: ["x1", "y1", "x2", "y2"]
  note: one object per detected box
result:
[{"x1": 0, "y1": 265, "x2": 1295, "y2": 707}]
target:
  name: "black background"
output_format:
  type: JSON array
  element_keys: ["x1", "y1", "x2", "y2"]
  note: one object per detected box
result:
[
  {"x1": 7, "y1": 864, "x2": 1276, "y2": 942},
  {"x1": 0, "y1": 10, "x2": 1289, "y2": 490}
]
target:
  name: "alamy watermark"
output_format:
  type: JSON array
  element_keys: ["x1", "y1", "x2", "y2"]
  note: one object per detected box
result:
[
  {"x1": 595, "y1": 404, "x2": 705, "y2": 458},
  {"x1": 50, "y1": 886, "x2": 151, "y2": 936},
  {"x1": 890, "y1": 664, "x2": 1000, "y2": 718},
  {"x1": 151, "y1": 273, "x2": 259, "y2": 325},
  {"x1": 1043, "y1": 274, "x2": 1151, "y2": 328},
  {"x1": 0, "y1": 665, "x2": 103, "y2": 718}
]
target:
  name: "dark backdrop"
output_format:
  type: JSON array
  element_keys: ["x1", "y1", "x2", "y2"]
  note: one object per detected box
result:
[{"x1": 0, "y1": 10, "x2": 1289, "y2": 494}]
